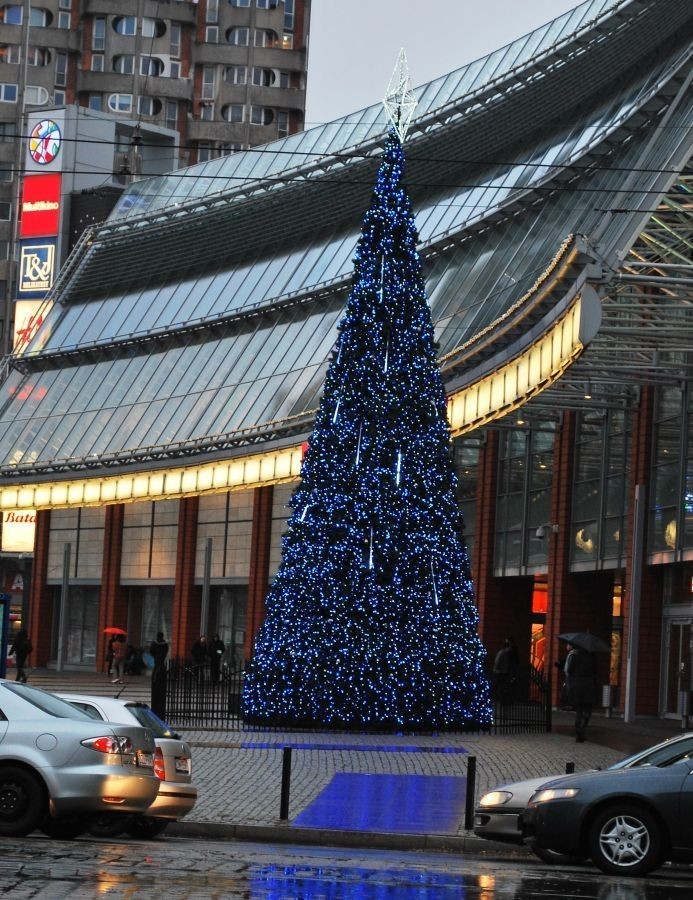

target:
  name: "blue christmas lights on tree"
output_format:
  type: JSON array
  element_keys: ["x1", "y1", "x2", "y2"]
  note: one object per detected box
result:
[{"x1": 242, "y1": 128, "x2": 492, "y2": 731}]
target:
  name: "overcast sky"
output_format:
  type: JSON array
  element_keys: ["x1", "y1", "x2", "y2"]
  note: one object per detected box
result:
[{"x1": 305, "y1": 0, "x2": 580, "y2": 126}]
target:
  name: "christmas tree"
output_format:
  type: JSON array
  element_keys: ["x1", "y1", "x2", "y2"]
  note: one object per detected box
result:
[{"x1": 242, "y1": 65, "x2": 491, "y2": 731}]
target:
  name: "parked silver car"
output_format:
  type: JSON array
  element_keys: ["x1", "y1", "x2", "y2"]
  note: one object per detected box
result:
[
  {"x1": 474, "y1": 731, "x2": 693, "y2": 863},
  {"x1": 59, "y1": 693, "x2": 197, "y2": 838},
  {"x1": 0, "y1": 679, "x2": 159, "y2": 838}
]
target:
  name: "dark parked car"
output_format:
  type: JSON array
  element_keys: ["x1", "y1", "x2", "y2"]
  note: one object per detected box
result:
[
  {"x1": 523, "y1": 751, "x2": 693, "y2": 876},
  {"x1": 474, "y1": 731, "x2": 693, "y2": 863}
]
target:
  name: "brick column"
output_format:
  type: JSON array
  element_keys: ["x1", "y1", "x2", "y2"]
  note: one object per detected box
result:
[
  {"x1": 172, "y1": 496, "x2": 200, "y2": 659},
  {"x1": 244, "y1": 485, "x2": 274, "y2": 663},
  {"x1": 97, "y1": 504, "x2": 125, "y2": 672},
  {"x1": 621, "y1": 386, "x2": 661, "y2": 715},
  {"x1": 27, "y1": 509, "x2": 50, "y2": 666}
]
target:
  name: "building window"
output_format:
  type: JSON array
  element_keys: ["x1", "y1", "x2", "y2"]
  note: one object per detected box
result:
[
  {"x1": 140, "y1": 56, "x2": 164, "y2": 77},
  {"x1": 108, "y1": 93, "x2": 133, "y2": 113},
  {"x1": 53, "y1": 90, "x2": 65, "y2": 105},
  {"x1": 200, "y1": 102, "x2": 214, "y2": 121},
  {"x1": 142, "y1": 18, "x2": 166, "y2": 38},
  {"x1": 0, "y1": 45, "x2": 21, "y2": 64},
  {"x1": 255, "y1": 29, "x2": 278, "y2": 48},
  {"x1": 229, "y1": 0, "x2": 250, "y2": 6},
  {"x1": 279, "y1": 70, "x2": 291, "y2": 89},
  {"x1": 59, "y1": 0, "x2": 71, "y2": 7},
  {"x1": 0, "y1": 242, "x2": 8, "y2": 260},
  {"x1": 227, "y1": 27, "x2": 249, "y2": 46},
  {"x1": 0, "y1": 122, "x2": 14, "y2": 141},
  {"x1": 3, "y1": 6, "x2": 50, "y2": 26},
  {"x1": 201, "y1": 66, "x2": 216, "y2": 100},
  {"x1": 219, "y1": 143, "x2": 242, "y2": 155},
  {"x1": 283, "y1": 0, "x2": 294, "y2": 30},
  {"x1": 88, "y1": 94, "x2": 102, "y2": 110},
  {"x1": 170, "y1": 22, "x2": 181, "y2": 57},
  {"x1": 57, "y1": 11, "x2": 70, "y2": 28},
  {"x1": 137, "y1": 96, "x2": 161, "y2": 116},
  {"x1": 222, "y1": 104, "x2": 244, "y2": 123},
  {"x1": 91, "y1": 54, "x2": 104, "y2": 72},
  {"x1": 113, "y1": 56, "x2": 135, "y2": 75},
  {"x1": 26, "y1": 47, "x2": 50, "y2": 67},
  {"x1": 24, "y1": 86, "x2": 49, "y2": 105},
  {"x1": 55, "y1": 52, "x2": 67, "y2": 86},
  {"x1": 197, "y1": 142, "x2": 213, "y2": 162},
  {"x1": 205, "y1": 25, "x2": 218, "y2": 43},
  {"x1": 113, "y1": 16, "x2": 137, "y2": 36},
  {"x1": 277, "y1": 109, "x2": 289, "y2": 136},
  {"x1": 281, "y1": 32, "x2": 293, "y2": 50},
  {"x1": 225, "y1": 65, "x2": 246, "y2": 85},
  {"x1": 206, "y1": 0, "x2": 219, "y2": 22},
  {"x1": 250, "y1": 106, "x2": 274, "y2": 125},
  {"x1": 169, "y1": 60, "x2": 181, "y2": 79},
  {"x1": 0, "y1": 84, "x2": 17, "y2": 103},
  {"x1": 0, "y1": 167, "x2": 12, "y2": 182},
  {"x1": 252, "y1": 67, "x2": 275, "y2": 87},
  {"x1": 256, "y1": 0, "x2": 276, "y2": 7},
  {"x1": 0, "y1": 202, "x2": 10, "y2": 220},
  {"x1": 93, "y1": 17, "x2": 106, "y2": 51},
  {"x1": 165, "y1": 99, "x2": 177, "y2": 130}
]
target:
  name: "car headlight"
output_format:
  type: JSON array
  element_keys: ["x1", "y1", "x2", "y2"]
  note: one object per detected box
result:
[
  {"x1": 530, "y1": 787, "x2": 579, "y2": 804},
  {"x1": 479, "y1": 790, "x2": 513, "y2": 807}
]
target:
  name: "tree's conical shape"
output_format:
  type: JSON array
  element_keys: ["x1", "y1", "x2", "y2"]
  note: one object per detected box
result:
[{"x1": 242, "y1": 131, "x2": 492, "y2": 730}]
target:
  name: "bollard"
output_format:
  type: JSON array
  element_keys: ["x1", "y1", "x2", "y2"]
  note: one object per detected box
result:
[
  {"x1": 565, "y1": 761, "x2": 575, "y2": 774},
  {"x1": 279, "y1": 746, "x2": 292, "y2": 820},
  {"x1": 464, "y1": 755, "x2": 477, "y2": 831}
]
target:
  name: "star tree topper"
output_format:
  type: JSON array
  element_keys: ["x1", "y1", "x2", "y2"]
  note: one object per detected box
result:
[{"x1": 382, "y1": 48, "x2": 418, "y2": 142}]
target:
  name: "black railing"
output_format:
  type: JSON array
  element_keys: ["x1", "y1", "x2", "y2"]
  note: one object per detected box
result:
[
  {"x1": 491, "y1": 664, "x2": 552, "y2": 734},
  {"x1": 156, "y1": 658, "x2": 552, "y2": 734}
]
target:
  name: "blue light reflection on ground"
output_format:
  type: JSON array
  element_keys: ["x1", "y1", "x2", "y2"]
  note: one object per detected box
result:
[
  {"x1": 293, "y1": 773, "x2": 467, "y2": 833},
  {"x1": 250, "y1": 864, "x2": 469, "y2": 899}
]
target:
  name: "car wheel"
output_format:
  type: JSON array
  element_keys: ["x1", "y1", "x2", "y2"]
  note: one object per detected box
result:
[
  {"x1": 88, "y1": 813, "x2": 134, "y2": 839},
  {"x1": 39, "y1": 814, "x2": 91, "y2": 840},
  {"x1": 588, "y1": 803, "x2": 664, "y2": 876},
  {"x1": 531, "y1": 845, "x2": 586, "y2": 865},
  {"x1": 125, "y1": 816, "x2": 169, "y2": 839},
  {"x1": 0, "y1": 767, "x2": 45, "y2": 836}
]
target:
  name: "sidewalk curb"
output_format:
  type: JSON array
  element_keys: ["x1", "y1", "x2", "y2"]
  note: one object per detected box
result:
[{"x1": 167, "y1": 820, "x2": 532, "y2": 856}]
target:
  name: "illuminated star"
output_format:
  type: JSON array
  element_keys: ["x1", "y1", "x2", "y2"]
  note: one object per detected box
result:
[{"x1": 382, "y1": 48, "x2": 418, "y2": 142}]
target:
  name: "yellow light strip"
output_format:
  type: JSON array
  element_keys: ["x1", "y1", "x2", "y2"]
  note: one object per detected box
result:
[
  {"x1": 0, "y1": 296, "x2": 587, "y2": 512},
  {"x1": 0, "y1": 445, "x2": 304, "y2": 511}
]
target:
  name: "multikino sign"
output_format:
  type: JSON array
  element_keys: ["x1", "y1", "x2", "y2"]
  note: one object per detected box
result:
[{"x1": 1, "y1": 510, "x2": 36, "y2": 554}]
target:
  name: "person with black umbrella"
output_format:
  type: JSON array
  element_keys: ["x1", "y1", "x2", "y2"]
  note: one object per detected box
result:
[{"x1": 563, "y1": 641, "x2": 598, "y2": 742}]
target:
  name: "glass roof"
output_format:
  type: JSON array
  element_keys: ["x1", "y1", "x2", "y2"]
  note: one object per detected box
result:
[{"x1": 110, "y1": 0, "x2": 620, "y2": 222}]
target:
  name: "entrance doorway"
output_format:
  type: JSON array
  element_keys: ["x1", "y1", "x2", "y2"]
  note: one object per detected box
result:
[{"x1": 662, "y1": 619, "x2": 693, "y2": 718}]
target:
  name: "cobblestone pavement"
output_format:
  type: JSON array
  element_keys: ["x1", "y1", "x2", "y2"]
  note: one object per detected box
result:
[{"x1": 180, "y1": 726, "x2": 624, "y2": 835}]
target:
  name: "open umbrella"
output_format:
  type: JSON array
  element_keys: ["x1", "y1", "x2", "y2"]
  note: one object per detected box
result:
[
  {"x1": 558, "y1": 632, "x2": 610, "y2": 653},
  {"x1": 103, "y1": 626, "x2": 127, "y2": 635}
]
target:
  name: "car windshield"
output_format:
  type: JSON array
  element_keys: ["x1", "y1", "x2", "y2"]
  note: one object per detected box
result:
[
  {"x1": 611, "y1": 735, "x2": 693, "y2": 770},
  {"x1": 125, "y1": 704, "x2": 176, "y2": 739},
  {"x1": 2, "y1": 682, "x2": 94, "y2": 719}
]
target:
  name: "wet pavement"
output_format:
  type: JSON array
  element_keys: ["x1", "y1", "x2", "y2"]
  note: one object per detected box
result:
[{"x1": 1, "y1": 834, "x2": 692, "y2": 898}]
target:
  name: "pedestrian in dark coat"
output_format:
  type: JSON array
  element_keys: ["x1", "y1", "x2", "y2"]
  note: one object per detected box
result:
[
  {"x1": 149, "y1": 632, "x2": 169, "y2": 675},
  {"x1": 10, "y1": 629, "x2": 32, "y2": 682},
  {"x1": 191, "y1": 635, "x2": 208, "y2": 680},
  {"x1": 564, "y1": 643, "x2": 598, "y2": 742},
  {"x1": 209, "y1": 634, "x2": 225, "y2": 682}
]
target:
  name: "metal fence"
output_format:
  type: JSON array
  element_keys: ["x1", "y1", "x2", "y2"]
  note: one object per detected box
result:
[{"x1": 158, "y1": 659, "x2": 552, "y2": 734}]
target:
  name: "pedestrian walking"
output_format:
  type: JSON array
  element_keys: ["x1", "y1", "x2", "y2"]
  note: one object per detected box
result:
[
  {"x1": 111, "y1": 634, "x2": 126, "y2": 684},
  {"x1": 9, "y1": 629, "x2": 32, "y2": 683},
  {"x1": 564, "y1": 642, "x2": 598, "y2": 742},
  {"x1": 209, "y1": 634, "x2": 226, "y2": 682},
  {"x1": 191, "y1": 635, "x2": 208, "y2": 681},
  {"x1": 492, "y1": 639, "x2": 512, "y2": 704},
  {"x1": 106, "y1": 634, "x2": 117, "y2": 676},
  {"x1": 149, "y1": 631, "x2": 169, "y2": 677}
]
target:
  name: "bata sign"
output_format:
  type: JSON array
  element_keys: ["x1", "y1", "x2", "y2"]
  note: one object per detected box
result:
[
  {"x1": 1, "y1": 510, "x2": 36, "y2": 554},
  {"x1": 20, "y1": 173, "x2": 61, "y2": 238}
]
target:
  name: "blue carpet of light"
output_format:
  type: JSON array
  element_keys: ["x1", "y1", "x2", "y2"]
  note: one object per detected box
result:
[{"x1": 292, "y1": 773, "x2": 468, "y2": 833}]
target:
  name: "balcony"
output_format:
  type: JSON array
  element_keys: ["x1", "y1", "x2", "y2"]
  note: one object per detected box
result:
[
  {"x1": 85, "y1": 0, "x2": 196, "y2": 22},
  {"x1": 186, "y1": 119, "x2": 245, "y2": 143}
]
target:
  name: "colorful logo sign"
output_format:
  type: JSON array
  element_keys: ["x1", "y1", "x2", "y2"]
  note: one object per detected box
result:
[
  {"x1": 28, "y1": 119, "x2": 62, "y2": 166},
  {"x1": 19, "y1": 173, "x2": 61, "y2": 238},
  {"x1": 19, "y1": 240, "x2": 56, "y2": 297}
]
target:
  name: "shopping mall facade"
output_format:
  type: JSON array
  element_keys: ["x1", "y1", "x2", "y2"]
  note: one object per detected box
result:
[{"x1": 0, "y1": 0, "x2": 691, "y2": 720}]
